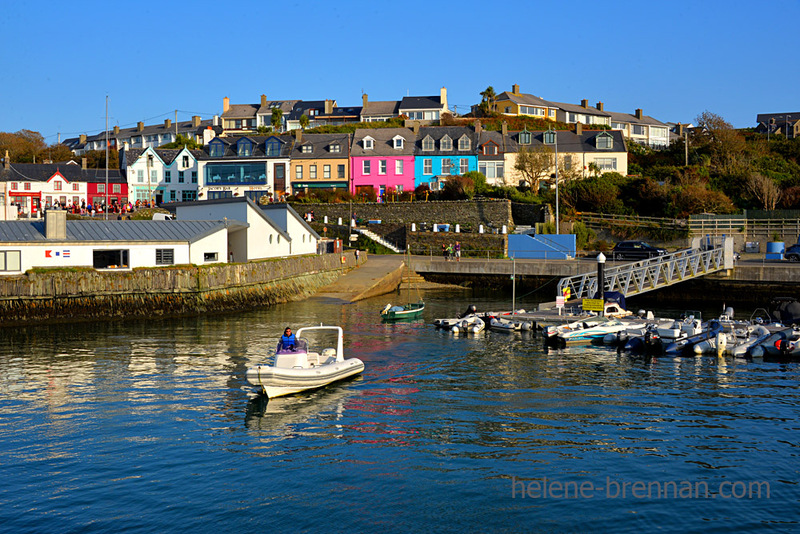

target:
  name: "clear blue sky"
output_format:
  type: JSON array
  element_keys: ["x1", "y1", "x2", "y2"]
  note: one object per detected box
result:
[{"x1": 1, "y1": 0, "x2": 797, "y2": 143}]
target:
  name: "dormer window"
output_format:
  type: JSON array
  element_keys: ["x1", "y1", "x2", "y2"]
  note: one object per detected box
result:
[
  {"x1": 596, "y1": 132, "x2": 613, "y2": 150},
  {"x1": 329, "y1": 143, "x2": 341, "y2": 153},
  {"x1": 363, "y1": 137, "x2": 374, "y2": 150},
  {"x1": 440, "y1": 135, "x2": 453, "y2": 151},
  {"x1": 266, "y1": 139, "x2": 281, "y2": 156},
  {"x1": 393, "y1": 136, "x2": 404, "y2": 149},
  {"x1": 458, "y1": 135, "x2": 471, "y2": 151},
  {"x1": 301, "y1": 145, "x2": 313, "y2": 154},
  {"x1": 482, "y1": 144, "x2": 498, "y2": 155},
  {"x1": 209, "y1": 140, "x2": 224, "y2": 157},
  {"x1": 422, "y1": 135, "x2": 434, "y2": 151},
  {"x1": 518, "y1": 129, "x2": 531, "y2": 145},
  {"x1": 237, "y1": 139, "x2": 253, "y2": 156}
]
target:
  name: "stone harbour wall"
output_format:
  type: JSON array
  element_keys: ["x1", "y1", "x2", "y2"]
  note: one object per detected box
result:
[{"x1": 0, "y1": 252, "x2": 361, "y2": 326}]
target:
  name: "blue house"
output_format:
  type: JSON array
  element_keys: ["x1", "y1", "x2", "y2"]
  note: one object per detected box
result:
[{"x1": 414, "y1": 126, "x2": 478, "y2": 190}]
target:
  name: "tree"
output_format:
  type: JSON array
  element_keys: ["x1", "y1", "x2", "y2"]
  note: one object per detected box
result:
[
  {"x1": 442, "y1": 175, "x2": 475, "y2": 200},
  {"x1": 83, "y1": 149, "x2": 119, "y2": 169},
  {"x1": 158, "y1": 134, "x2": 202, "y2": 149},
  {"x1": 0, "y1": 129, "x2": 47, "y2": 162},
  {"x1": 694, "y1": 111, "x2": 749, "y2": 176},
  {"x1": 479, "y1": 86, "x2": 497, "y2": 116},
  {"x1": 514, "y1": 145, "x2": 554, "y2": 191},
  {"x1": 747, "y1": 172, "x2": 781, "y2": 210},
  {"x1": 299, "y1": 114, "x2": 309, "y2": 130},
  {"x1": 271, "y1": 107, "x2": 283, "y2": 132}
]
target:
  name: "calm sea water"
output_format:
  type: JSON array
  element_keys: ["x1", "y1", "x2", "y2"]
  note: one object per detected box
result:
[{"x1": 0, "y1": 290, "x2": 798, "y2": 533}]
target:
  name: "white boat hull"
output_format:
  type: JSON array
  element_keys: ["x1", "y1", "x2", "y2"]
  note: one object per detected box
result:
[{"x1": 246, "y1": 358, "x2": 364, "y2": 398}]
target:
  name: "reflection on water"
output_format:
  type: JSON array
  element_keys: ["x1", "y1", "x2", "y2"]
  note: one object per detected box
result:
[{"x1": 0, "y1": 291, "x2": 798, "y2": 532}]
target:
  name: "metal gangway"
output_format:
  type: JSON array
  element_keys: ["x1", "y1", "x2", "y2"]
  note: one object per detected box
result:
[{"x1": 557, "y1": 236, "x2": 736, "y2": 300}]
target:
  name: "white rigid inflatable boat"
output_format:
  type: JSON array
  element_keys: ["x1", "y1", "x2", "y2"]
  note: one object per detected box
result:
[{"x1": 246, "y1": 325, "x2": 364, "y2": 398}]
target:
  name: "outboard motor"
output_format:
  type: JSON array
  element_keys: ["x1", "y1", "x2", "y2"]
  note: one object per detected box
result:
[
  {"x1": 460, "y1": 305, "x2": 478, "y2": 318},
  {"x1": 724, "y1": 306, "x2": 735, "y2": 319}
]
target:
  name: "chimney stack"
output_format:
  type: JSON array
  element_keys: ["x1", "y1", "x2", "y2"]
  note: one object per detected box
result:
[
  {"x1": 79, "y1": 134, "x2": 86, "y2": 144},
  {"x1": 324, "y1": 99, "x2": 334, "y2": 114},
  {"x1": 213, "y1": 115, "x2": 219, "y2": 126},
  {"x1": 362, "y1": 93, "x2": 368, "y2": 107},
  {"x1": 440, "y1": 87, "x2": 448, "y2": 110},
  {"x1": 261, "y1": 94, "x2": 267, "y2": 107},
  {"x1": 474, "y1": 119, "x2": 482, "y2": 135},
  {"x1": 502, "y1": 121, "x2": 508, "y2": 136},
  {"x1": 635, "y1": 108, "x2": 643, "y2": 119},
  {"x1": 137, "y1": 122, "x2": 144, "y2": 132},
  {"x1": 575, "y1": 123, "x2": 583, "y2": 135},
  {"x1": 3, "y1": 150, "x2": 9, "y2": 170},
  {"x1": 165, "y1": 119, "x2": 171, "y2": 129},
  {"x1": 412, "y1": 121, "x2": 420, "y2": 134},
  {"x1": 113, "y1": 125, "x2": 120, "y2": 135},
  {"x1": 223, "y1": 97, "x2": 230, "y2": 113},
  {"x1": 45, "y1": 209, "x2": 67, "y2": 240},
  {"x1": 192, "y1": 115, "x2": 201, "y2": 127},
  {"x1": 512, "y1": 84, "x2": 520, "y2": 95},
  {"x1": 596, "y1": 102, "x2": 604, "y2": 111},
  {"x1": 581, "y1": 99, "x2": 589, "y2": 108},
  {"x1": 81, "y1": 157, "x2": 87, "y2": 170},
  {"x1": 295, "y1": 130, "x2": 303, "y2": 144}
]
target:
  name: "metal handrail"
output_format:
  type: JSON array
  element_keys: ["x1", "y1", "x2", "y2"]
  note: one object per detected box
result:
[{"x1": 557, "y1": 246, "x2": 726, "y2": 300}]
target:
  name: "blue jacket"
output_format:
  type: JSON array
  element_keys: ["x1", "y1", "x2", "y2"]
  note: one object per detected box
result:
[{"x1": 280, "y1": 333, "x2": 297, "y2": 350}]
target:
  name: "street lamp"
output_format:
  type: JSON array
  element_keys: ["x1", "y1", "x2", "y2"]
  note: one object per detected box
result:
[{"x1": 543, "y1": 127, "x2": 559, "y2": 234}]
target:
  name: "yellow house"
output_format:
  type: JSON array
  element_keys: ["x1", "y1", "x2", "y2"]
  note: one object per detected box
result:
[
  {"x1": 290, "y1": 132, "x2": 351, "y2": 192},
  {"x1": 491, "y1": 84, "x2": 559, "y2": 120}
]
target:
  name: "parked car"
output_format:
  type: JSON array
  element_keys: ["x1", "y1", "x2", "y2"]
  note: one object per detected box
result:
[
  {"x1": 785, "y1": 244, "x2": 800, "y2": 262},
  {"x1": 611, "y1": 241, "x2": 668, "y2": 261}
]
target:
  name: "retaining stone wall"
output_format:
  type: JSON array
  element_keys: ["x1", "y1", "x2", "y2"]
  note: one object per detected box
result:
[{"x1": 0, "y1": 253, "x2": 360, "y2": 326}]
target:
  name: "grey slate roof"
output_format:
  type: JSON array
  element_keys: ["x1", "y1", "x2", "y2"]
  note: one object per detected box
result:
[
  {"x1": 361, "y1": 100, "x2": 400, "y2": 117},
  {"x1": 165, "y1": 197, "x2": 293, "y2": 241},
  {"x1": 510, "y1": 129, "x2": 627, "y2": 153},
  {"x1": 350, "y1": 127, "x2": 417, "y2": 156},
  {"x1": 399, "y1": 95, "x2": 443, "y2": 111},
  {"x1": 292, "y1": 133, "x2": 351, "y2": 159},
  {"x1": 0, "y1": 163, "x2": 125, "y2": 183},
  {"x1": 0, "y1": 219, "x2": 232, "y2": 244},
  {"x1": 415, "y1": 126, "x2": 478, "y2": 156},
  {"x1": 122, "y1": 148, "x2": 206, "y2": 167},
  {"x1": 221, "y1": 104, "x2": 259, "y2": 119},
  {"x1": 477, "y1": 130, "x2": 517, "y2": 160},
  {"x1": 606, "y1": 110, "x2": 667, "y2": 127},
  {"x1": 551, "y1": 101, "x2": 612, "y2": 118},
  {"x1": 257, "y1": 100, "x2": 300, "y2": 115},
  {"x1": 495, "y1": 91, "x2": 554, "y2": 108},
  {"x1": 198, "y1": 135, "x2": 295, "y2": 160}
]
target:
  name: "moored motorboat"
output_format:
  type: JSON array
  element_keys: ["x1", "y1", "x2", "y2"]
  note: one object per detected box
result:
[
  {"x1": 245, "y1": 325, "x2": 364, "y2": 398},
  {"x1": 452, "y1": 314, "x2": 485, "y2": 334},
  {"x1": 488, "y1": 316, "x2": 534, "y2": 332},
  {"x1": 381, "y1": 300, "x2": 425, "y2": 321},
  {"x1": 556, "y1": 319, "x2": 633, "y2": 345}
]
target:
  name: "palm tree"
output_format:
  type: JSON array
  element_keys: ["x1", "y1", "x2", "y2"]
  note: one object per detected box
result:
[
  {"x1": 299, "y1": 114, "x2": 309, "y2": 130},
  {"x1": 479, "y1": 86, "x2": 497, "y2": 113},
  {"x1": 271, "y1": 107, "x2": 283, "y2": 132}
]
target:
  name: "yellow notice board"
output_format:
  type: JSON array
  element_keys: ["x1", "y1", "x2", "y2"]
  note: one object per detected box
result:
[{"x1": 582, "y1": 299, "x2": 605, "y2": 312}]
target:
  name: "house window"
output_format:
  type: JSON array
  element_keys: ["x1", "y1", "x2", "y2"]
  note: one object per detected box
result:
[
  {"x1": 310, "y1": 165, "x2": 317, "y2": 179},
  {"x1": 423, "y1": 159, "x2": 432, "y2": 175},
  {"x1": 203, "y1": 252, "x2": 219, "y2": 262},
  {"x1": 324, "y1": 165, "x2": 331, "y2": 179},
  {"x1": 238, "y1": 140, "x2": 252, "y2": 156},
  {"x1": 72, "y1": 183, "x2": 79, "y2": 191},
  {"x1": 612, "y1": 122, "x2": 627, "y2": 130},
  {"x1": 192, "y1": 172, "x2": 197, "y2": 183},
  {"x1": 440, "y1": 136, "x2": 453, "y2": 151},
  {"x1": 422, "y1": 136, "x2": 434, "y2": 151},
  {"x1": 549, "y1": 109, "x2": 556, "y2": 118},
  {"x1": 520, "y1": 106, "x2": 545, "y2": 116},
  {"x1": 393, "y1": 137, "x2": 404, "y2": 149},
  {"x1": 10, "y1": 183, "x2": 17, "y2": 190},
  {"x1": 379, "y1": 160, "x2": 387, "y2": 175},
  {"x1": 155, "y1": 248, "x2": 174, "y2": 265},
  {"x1": 209, "y1": 141, "x2": 224, "y2": 157},
  {"x1": 179, "y1": 171, "x2": 185, "y2": 183},
  {"x1": 518, "y1": 130, "x2": 532, "y2": 145},
  {"x1": 362, "y1": 161, "x2": 370, "y2": 175},
  {"x1": 170, "y1": 190, "x2": 177, "y2": 202},
  {"x1": 137, "y1": 170, "x2": 144, "y2": 183},
  {"x1": 395, "y1": 160, "x2": 404, "y2": 175},
  {"x1": 0, "y1": 250, "x2": 21, "y2": 272},
  {"x1": 295, "y1": 166, "x2": 303, "y2": 179},
  {"x1": 396, "y1": 185, "x2": 403, "y2": 193},
  {"x1": 460, "y1": 158, "x2": 469, "y2": 174},
  {"x1": 93, "y1": 249, "x2": 129, "y2": 269},
  {"x1": 165, "y1": 171, "x2": 171, "y2": 183},
  {"x1": 151, "y1": 170, "x2": 157, "y2": 183},
  {"x1": 633, "y1": 125, "x2": 646, "y2": 136},
  {"x1": 595, "y1": 158, "x2": 617, "y2": 171},
  {"x1": 329, "y1": 144, "x2": 341, "y2": 153},
  {"x1": 442, "y1": 159, "x2": 451, "y2": 175},
  {"x1": 596, "y1": 133, "x2": 613, "y2": 150},
  {"x1": 458, "y1": 136, "x2": 471, "y2": 151},
  {"x1": 505, "y1": 106, "x2": 511, "y2": 114},
  {"x1": 363, "y1": 138, "x2": 374, "y2": 150},
  {"x1": 266, "y1": 140, "x2": 281, "y2": 156},
  {"x1": 483, "y1": 144, "x2": 497, "y2": 155},
  {"x1": 54, "y1": 181, "x2": 62, "y2": 191},
  {"x1": 301, "y1": 145, "x2": 313, "y2": 153},
  {"x1": 183, "y1": 156, "x2": 189, "y2": 167},
  {"x1": 97, "y1": 184, "x2": 105, "y2": 193},
  {"x1": 24, "y1": 183, "x2": 31, "y2": 191},
  {"x1": 113, "y1": 184, "x2": 121, "y2": 194},
  {"x1": 337, "y1": 165, "x2": 345, "y2": 178},
  {"x1": 182, "y1": 191, "x2": 197, "y2": 202}
]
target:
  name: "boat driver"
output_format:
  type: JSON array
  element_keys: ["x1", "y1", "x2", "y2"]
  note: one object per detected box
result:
[{"x1": 280, "y1": 327, "x2": 297, "y2": 351}]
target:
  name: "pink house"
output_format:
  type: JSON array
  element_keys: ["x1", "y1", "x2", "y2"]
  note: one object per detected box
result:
[{"x1": 350, "y1": 127, "x2": 417, "y2": 200}]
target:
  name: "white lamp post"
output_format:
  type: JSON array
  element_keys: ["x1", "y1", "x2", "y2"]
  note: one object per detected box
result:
[{"x1": 543, "y1": 128, "x2": 559, "y2": 234}]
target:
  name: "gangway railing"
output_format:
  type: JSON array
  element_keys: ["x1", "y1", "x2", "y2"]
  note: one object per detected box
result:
[{"x1": 557, "y1": 241, "x2": 734, "y2": 300}]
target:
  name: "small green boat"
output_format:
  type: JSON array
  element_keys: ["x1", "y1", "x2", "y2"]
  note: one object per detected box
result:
[{"x1": 381, "y1": 300, "x2": 425, "y2": 321}]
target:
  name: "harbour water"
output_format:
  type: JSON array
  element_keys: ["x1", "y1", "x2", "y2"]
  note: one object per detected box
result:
[{"x1": 0, "y1": 290, "x2": 798, "y2": 532}]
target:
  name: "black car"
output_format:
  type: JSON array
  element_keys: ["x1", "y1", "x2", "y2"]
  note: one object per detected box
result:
[
  {"x1": 785, "y1": 244, "x2": 800, "y2": 261},
  {"x1": 611, "y1": 241, "x2": 667, "y2": 261}
]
